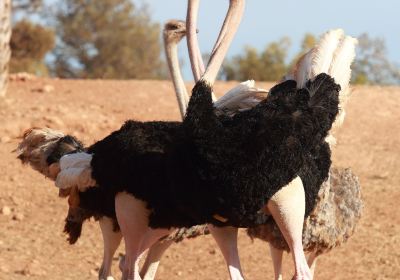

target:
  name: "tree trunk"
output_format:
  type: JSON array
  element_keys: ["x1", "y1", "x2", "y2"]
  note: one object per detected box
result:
[{"x1": 0, "y1": 0, "x2": 11, "y2": 97}]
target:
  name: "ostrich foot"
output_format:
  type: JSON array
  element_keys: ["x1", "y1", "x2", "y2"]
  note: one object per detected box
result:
[{"x1": 291, "y1": 246, "x2": 312, "y2": 280}]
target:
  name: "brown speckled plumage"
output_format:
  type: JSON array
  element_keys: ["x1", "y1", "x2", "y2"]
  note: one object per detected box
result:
[{"x1": 247, "y1": 167, "x2": 363, "y2": 255}]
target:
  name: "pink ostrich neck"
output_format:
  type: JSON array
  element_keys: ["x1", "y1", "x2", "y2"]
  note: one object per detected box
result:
[
  {"x1": 187, "y1": 0, "x2": 205, "y2": 82},
  {"x1": 187, "y1": 0, "x2": 245, "y2": 86}
]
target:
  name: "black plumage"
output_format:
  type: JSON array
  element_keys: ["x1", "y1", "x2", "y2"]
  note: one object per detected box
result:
[{"x1": 85, "y1": 73, "x2": 340, "y2": 228}]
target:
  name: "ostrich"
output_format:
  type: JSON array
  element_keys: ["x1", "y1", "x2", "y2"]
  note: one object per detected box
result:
[
  {"x1": 54, "y1": 2, "x2": 356, "y2": 280},
  {"x1": 143, "y1": 19, "x2": 363, "y2": 280},
  {"x1": 181, "y1": 1, "x2": 358, "y2": 279}
]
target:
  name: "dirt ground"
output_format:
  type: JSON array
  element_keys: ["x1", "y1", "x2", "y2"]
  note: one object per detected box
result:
[{"x1": 0, "y1": 76, "x2": 399, "y2": 279}]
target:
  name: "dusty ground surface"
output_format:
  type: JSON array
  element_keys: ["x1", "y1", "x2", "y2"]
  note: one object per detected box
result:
[{"x1": 0, "y1": 76, "x2": 399, "y2": 279}]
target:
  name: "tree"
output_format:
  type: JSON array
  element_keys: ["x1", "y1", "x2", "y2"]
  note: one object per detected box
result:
[
  {"x1": 10, "y1": 20, "x2": 55, "y2": 76},
  {"x1": 353, "y1": 33, "x2": 400, "y2": 85},
  {"x1": 0, "y1": 0, "x2": 11, "y2": 97},
  {"x1": 289, "y1": 33, "x2": 316, "y2": 69},
  {"x1": 222, "y1": 37, "x2": 290, "y2": 81},
  {"x1": 53, "y1": 0, "x2": 163, "y2": 79}
]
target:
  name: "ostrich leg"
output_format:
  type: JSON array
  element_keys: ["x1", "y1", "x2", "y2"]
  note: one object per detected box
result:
[
  {"x1": 98, "y1": 217, "x2": 123, "y2": 280},
  {"x1": 116, "y1": 193, "x2": 172, "y2": 280},
  {"x1": 140, "y1": 239, "x2": 174, "y2": 280},
  {"x1": 266, "y1": 177, "x2": 312, "y2": 280},
  {"x1": 208, "y1": 226, "x2": 244, "y2": 280},
  {"x1": 269, "y1": 244, "x2": 283, "y2": 280},
  {"x1": 307, "y1": 252, "x2": 318, "y2": 279}
]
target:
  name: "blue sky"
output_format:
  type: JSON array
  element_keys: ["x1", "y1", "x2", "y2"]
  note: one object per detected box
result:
[{"x1": 144, "y1": 0, "x2": 400, "y2": 79}]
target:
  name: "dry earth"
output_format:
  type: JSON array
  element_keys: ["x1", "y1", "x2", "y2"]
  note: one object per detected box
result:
[{"x1": 0, "y1": 76, "x2": 399, "y2": 279}]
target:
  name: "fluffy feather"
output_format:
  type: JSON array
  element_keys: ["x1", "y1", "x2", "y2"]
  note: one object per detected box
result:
[
  {"x1": 328, "y1": 36, "x2": 358, "y2": 128},
  {"x1": 311, "y1": 29, "x2": 344, "y2": 78},
  {"x1": 15, "y1": 127, "x2": 65, "y2": 176},
  {"x1": 213, "y1": 80, "x2": 268, "y2": 115},
  {"x1": 293, "y1": 51, "x2": 314, "y2": 88}
]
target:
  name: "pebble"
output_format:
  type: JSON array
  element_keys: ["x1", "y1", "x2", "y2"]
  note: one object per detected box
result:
[
  {"x1": 13, "y1": 213, "x2": 24, "y2": 221},
  {"x1": 1, "y1": 206, "x2": 11, "y2": 216},
  {"x1": 42, "y1": 116, "x2": 64, "y2": 126},
  {"x1": 0, "y1": 136, "x2": 11, "y2": 143},
  {"x1": 90, "y1": 269, "x2": 98, "y2": 276},
  {"x1": 43, "y1": 84, "x2": 55, "y2": 93},
  {"x1": 9, "y1": 72, "x2": 36, "y2": 81},
  {"x1": 0, "y1": 265, "x2": 9, "y2": 273}
]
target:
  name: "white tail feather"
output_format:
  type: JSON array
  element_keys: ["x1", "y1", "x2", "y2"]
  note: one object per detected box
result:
[
  {"x1": 291, "y1": 29, "x2": 357, "y2": 145},
  {"x1": 311, "y1": 29, "x2": 344, "y2": 76},
  {"x1": 329, "y1": 36, "x2": 357, "y2": 129},
  {"x1": 295, "y1": 50, "x2": 314, "y2": 88},
  {"x1": 329, "y1": 36, "x2": 358, "y2": 94}
]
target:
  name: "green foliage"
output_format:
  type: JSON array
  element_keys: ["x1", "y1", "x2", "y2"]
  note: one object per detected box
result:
[
  {"x1": 10, "y1": 20, "x2": 55, "y2": 76},
  {"x1": 53, "y1": 0, "x2": 163, "y2": 79},
  {"x1": 352, "y1": 33, "x2": 400, "y2": 85},
  {"x1": 222, "y1": 32, "x2": 400, "y2": 85},
  {"x1": 288, "y1": 33, "x2": 316, "y2": 69},
  {"x1": 223, "y1": 38, "x2": 290, "y2": 81}
]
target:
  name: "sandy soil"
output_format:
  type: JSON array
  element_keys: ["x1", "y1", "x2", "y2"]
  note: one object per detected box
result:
[{"x1": 0, "y1": 76, "x2": 399, "y2": 279}]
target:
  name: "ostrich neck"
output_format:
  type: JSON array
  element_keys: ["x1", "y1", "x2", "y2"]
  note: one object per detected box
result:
[
  {"x1": 187, "y1": 0, "x2": 204, "y2": 82},
  {"x1": 202, "y1": 0, "x2": 245, "y2": 85},
  {"x1": 164, "y1": 41, "x2": 189, "y2": 119}
]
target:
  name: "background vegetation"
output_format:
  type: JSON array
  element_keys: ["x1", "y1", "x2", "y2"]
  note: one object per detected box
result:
[{"x1": 8, "y1": 0, "x2": 400, "y2": 84}]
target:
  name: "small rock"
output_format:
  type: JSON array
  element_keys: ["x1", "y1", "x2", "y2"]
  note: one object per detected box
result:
[
  {"x1": 1, "y1": 206, "x2": 11, "y2": 216},
  {"x1": 0, "y1": 136, "x2": 11, "y2": 143},
  {"x1": 43, "y1": 84, "x2": 55, "y2": 93},
  {"x1": 13, "y1": 213, "x2": 24, "y2": 221},
  {"x1": 9, "y1": 72, "x2": 36, "y2": 81},
  {"x1": 90, "y1": 269, "x2": 98, "y2": 276},
  {"x1": 42, "y1": 116, "x2": 64, "y2": 127},
  {"x1": 0, "y1": 265, "x2": 9, "y2": 273}
]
